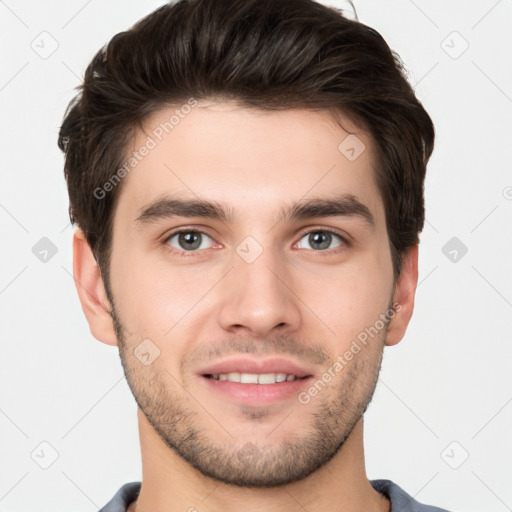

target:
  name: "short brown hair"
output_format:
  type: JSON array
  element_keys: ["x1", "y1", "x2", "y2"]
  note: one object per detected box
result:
[{"x1": 58, "y1": 0, "x2": 434, "y2": 293}]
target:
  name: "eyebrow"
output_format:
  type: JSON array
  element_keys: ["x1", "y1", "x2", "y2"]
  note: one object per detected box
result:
[{"x1": 134, "y1": 193, "x2": 375, "y2": 230}]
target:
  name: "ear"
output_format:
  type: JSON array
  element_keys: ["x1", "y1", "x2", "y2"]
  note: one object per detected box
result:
[
  {"x1": 385, "y1": 244, "x2": 419, "y2": 347},
  {"x1": 72, "y1": 228, "x2": 118, "y2": 346}
]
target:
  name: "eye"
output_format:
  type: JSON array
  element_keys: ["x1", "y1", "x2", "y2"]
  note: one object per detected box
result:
[
  {"x1": 296, "y1": 230, "x2": 346, "y2": 251},
  {"x1": 163, "y1": 228, "x2": 348, "y2": 257},
  {"x1": 165, "y1": 230, "x2": 215, "y2": 253}
]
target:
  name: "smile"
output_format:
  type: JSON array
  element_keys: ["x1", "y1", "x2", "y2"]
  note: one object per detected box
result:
[{"x1": 205, "y1": 372, "x2": 304, "y2": 384}]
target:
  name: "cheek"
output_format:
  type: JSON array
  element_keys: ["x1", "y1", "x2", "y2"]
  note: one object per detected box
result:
[
  {"x1": 111, "y1": 251, "x2": 217, "y2": 337},
  {"x1": 292, "y1": 252, "x2": 393, "y2": 345}
]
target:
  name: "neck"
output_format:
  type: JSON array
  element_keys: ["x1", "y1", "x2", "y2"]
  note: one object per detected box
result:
[{"x1": 128, "y1": 409, "x2": 389, "y2": 512}]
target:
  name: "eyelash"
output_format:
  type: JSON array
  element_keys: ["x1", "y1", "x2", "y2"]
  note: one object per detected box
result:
[{"x1": 162, "y1": 227, "x2": 350, "y2": 258}]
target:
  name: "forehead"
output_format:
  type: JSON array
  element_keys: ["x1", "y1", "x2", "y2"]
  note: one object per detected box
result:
[{"x1": 114, "y1": 101, "x2": 385, "y2": 228}]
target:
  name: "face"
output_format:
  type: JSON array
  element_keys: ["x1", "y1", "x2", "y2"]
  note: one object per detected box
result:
[{"x1": 106, "y1": 101, "x2": 396, "y2": 487}]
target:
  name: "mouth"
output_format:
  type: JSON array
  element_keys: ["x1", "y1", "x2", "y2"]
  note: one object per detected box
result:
[
  {"x1": 203, "y1": 372, "x2": 308, "y2": 384},
  {"x1": 197, "y1": 357, "x2": 314, "y2": 405}
]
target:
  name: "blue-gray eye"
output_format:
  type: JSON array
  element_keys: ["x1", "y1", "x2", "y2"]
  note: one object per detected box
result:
[
  {"x1": 296, "y1": 231, "x2": 344, "y2": 251},
  {"x1": 166, "y1": 231, "x2": 214, "y2": 251}
]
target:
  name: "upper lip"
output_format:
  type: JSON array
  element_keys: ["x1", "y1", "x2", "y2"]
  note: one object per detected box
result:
[{"x1": 198, "y1": 357, "x2": 313, "y2": 378}]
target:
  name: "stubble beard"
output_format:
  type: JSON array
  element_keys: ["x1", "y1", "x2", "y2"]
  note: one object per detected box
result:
[{"x1": 110, "y1": 303, "x2": 385, "y2": 488}]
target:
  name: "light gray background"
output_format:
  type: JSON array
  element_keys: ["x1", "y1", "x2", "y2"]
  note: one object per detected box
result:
[{"x1": 1, "y1": 1, "x2": 511, "y2": 511}]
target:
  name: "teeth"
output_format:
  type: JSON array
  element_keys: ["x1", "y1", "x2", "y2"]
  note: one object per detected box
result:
[
  {"x1": 227, "y1": 372, "x2": 241, "y2": 383},
  {"x1": 240, "y1": 373, "x2": 259, "y2": 384},
  {"x1": 209, "y1": 372, "x2": 298, "y2": 384},
  {"x1": 258, "y1": 373, "x2": 277, "y2": 384}
]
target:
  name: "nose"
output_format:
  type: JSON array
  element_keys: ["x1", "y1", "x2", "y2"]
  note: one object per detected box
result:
[{"x1": 217, "y1": 243, "x2": 302, "y2": 338}]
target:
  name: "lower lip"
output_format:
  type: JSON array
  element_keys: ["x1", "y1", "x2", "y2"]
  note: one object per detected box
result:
[{"x1": 200, "y1": 375, "x2": 313, "y2": 406}]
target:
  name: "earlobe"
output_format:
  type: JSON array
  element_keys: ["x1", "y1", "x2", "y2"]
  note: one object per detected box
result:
[
  {"x1": 385, "y1": 244, "x2": 419, "y2": 347},
  {"x1": 72, "y1": 228, "x2": 118, "y2": 346}
]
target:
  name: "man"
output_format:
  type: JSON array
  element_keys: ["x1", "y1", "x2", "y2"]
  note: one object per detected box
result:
[{"x1": 58, "y1": 0, "x2": 451, "y2": 510}]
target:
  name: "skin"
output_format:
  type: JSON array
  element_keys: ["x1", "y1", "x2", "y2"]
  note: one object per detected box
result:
[{"x1": 73, "y1": 101, "x2": 418, "y2": 512}]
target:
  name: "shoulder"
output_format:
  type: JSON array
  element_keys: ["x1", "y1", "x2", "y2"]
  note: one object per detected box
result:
[
  {"x1": 99, "y1": 479, "x2": 456, "y2": 512},
  {"x1": 98, "y1": 482, "x2": 141, "y2": 512},
  {"x1": 370, "y1": 479, "x2": 454, "y2": 512}
]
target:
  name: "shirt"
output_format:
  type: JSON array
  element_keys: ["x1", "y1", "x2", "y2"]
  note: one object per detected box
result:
[{"x1": 98, "y1": 479, "x2": 454, "y2": 511}]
